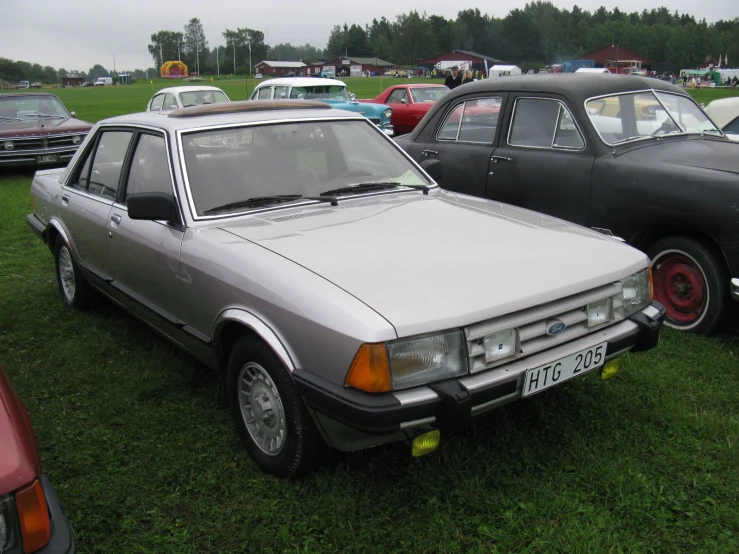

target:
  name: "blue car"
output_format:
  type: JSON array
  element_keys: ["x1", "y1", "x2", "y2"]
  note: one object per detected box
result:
[{"x1": 250, "y1": 77, "x2": 393, "y2": 136}]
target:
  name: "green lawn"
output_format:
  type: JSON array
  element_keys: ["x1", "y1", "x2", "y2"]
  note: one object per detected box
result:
[{"x1": 1, "y1": 78, "x2": 739, "y2": 553}]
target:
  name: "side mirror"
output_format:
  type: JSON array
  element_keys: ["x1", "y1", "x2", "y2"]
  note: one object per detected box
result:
[
  {"x1": 128, "y1": 192, "x2": 179, "y2": 222},
  {"x1": 349, "y1": 92, "x2": 357, "y2": 102},
  {"x1": 70, "y1": 111, "x2": 77, "y2": 118},
  {"x1": 297, "y1": 94, "x2": 305, "y2": 100},
  {"x1": 400, "y1": 98, "x2": 407, "y2": 104},
  {"x1": 420, "y1": 159, "x2": 442, "y2": 181}
]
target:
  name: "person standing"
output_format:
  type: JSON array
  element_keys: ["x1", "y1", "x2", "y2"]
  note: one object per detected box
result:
[
  {"x1": 461, "y1": 70, "x2": 474, "y2": 84},
  {"x1": 444, "y1": 65, "x2": 462, "y2": 89}
]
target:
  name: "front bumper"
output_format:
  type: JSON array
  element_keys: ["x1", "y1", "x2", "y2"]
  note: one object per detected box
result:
[
  {"x1": 295, "y1": 303, "x2": 665, "y2": 447},
  {"x1": 731, "y1": 278, "x2": 739, "y2": 301},
  {"x1": 0, "y1": 146, "x2": 79, "y2": 167},
  {"x1": 38, "y1": 475, "x2": 76, "y2": 554},
  {"x1": 381, "y1": 126, "x2": 394, "y2": 137}
]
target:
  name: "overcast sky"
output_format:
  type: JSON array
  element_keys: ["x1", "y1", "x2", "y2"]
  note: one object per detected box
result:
[{"x1": 3, "y1": 0, "x2": 737, "y2": 71}]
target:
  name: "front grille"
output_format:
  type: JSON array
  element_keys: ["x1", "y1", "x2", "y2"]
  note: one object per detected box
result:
[
  {"x1": 367, "y1": 118, "x2": 381, "y2": 126},
  {"x1": 465, "y1": 282, "x2": 625, "y2": 374},
  {"x1": 2, "y1": 133, "x2": 87, "y2": 152}
]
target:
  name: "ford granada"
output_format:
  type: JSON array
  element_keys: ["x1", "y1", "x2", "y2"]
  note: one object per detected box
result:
[
  {"x1": 27, "y1": 100, "x2": 665, "y2": 477},
  {"x1": 396, "y1": 74, "x2": 739, "y2": 334}
]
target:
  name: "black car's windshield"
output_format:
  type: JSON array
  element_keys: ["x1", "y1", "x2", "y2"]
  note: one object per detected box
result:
[
  {"x1": 586, "y1": 90, "x2": 721, "y2": 145},
  {"x1": 0, "y1": 95, "x2": 69, "y2": 120},
  {"x1": 181, "y1": 120, "x2": 431, "y2": 217}
]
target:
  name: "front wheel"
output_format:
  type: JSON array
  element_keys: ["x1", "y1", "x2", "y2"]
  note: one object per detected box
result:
[
  {"x1": 227, "y1": 336, "x2": 323, "y2": 477},
  {"x1": 54, "y1": 238, "x2": 93, "y2": 309},
  {"x1": 648, "y1": 236, "x2": 729, "y2": 334}
]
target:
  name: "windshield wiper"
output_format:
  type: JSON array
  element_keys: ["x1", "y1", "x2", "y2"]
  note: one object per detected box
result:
[
  {"x1": 0, "y1": 115, "x2": 23, "y2": 122},
  {"x1": 204, "y1": 195, "x2": 303, "y2": 214},
  {"x1": 321, "y1": 181, "x2": 431, "y2": 197},
  {"x1": 23, "y1": 113, "x2": 65, "y2": 119}
]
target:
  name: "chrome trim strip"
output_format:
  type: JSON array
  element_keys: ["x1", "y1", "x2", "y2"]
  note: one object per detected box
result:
[
  {"x1": 400, "y1": 417, "x2": 436, "y2": 429},
  {"x1": 731, "y1": 278, "x2": 739, "y2": 301},
  {"x1": 461, "y1": 318, "x2": 640, "y2": 392},
  {"x1": 393, "y1": 388, "x2": 439, "y2": 405},
  {"x1": 213, "y1": 308, "x2": 297, "y2": 371},
  {"x1": 507, "y1": 96, "x2": 586, "y2": 151}
]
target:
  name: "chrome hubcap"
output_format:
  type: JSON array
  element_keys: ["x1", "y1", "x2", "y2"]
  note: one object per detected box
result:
[
  {"x1": 58, "y1": 247, "x2": 76, "y2": 301},
  {"x1": 238, "y1": 362, "x2": 286, "y2": 456}
]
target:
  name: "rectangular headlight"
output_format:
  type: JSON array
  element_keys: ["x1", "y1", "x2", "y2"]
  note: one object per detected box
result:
[
  {"x1": 621, "y1": 268, "x2": 652, "y2": 317},
  {"x1": 587, "y1": 298, "x2": 612, "y2": 327},
  {"x1": 387, "y1": 330, "x2": 468, "y2": 390},
  {"x1": 483, "y1": 329, "x2": 517, "y2": 364}
]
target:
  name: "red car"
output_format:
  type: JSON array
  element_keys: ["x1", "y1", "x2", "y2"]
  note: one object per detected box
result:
[
  {"x1": 0, "y1": 366, "x2": 75, "y2": 553},
  {"x1": 359, "y1": 84, "x2": 448, "y2": 135}
]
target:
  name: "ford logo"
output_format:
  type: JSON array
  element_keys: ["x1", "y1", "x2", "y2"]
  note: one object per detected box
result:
[{"x1": 546, "y1": 319, "x2": 567, "y2": 336}]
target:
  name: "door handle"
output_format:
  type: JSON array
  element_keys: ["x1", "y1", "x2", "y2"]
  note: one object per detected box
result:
[
  {"x1": 490, "y1": 156, "x2": 511, "y2": 164},
  {"x1": 421, "y1": 149, "x2": 438, "y2": 157},
  {"x1": 110, "y1": 214, "x2": 122, "y2": 224},
  {"x1": 61, "y1": 194, "x2": 70, "y2": 203}
]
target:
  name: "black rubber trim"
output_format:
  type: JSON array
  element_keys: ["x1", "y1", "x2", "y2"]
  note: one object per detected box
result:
[
  {"x1": 626, "y1": 301, "x2": 665, "y2": 352},
  {"x1": 110, "y1": 281, "x2": 185, "y2": 326},
  {"x1": 77, "y1": 260, "x2": 113, "y2": 283},
  {"x1": 182, "y1": 325, "x2": 211, "y2": 344},
  {"x1": 38, "y1": 475, "x2": 76, "y2": 554},
  {"x1": 26, "y1": 213, "x2": 46, "y2": 241}
]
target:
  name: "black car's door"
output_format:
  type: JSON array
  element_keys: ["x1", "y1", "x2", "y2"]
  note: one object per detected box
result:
[
  {"x1": 414, "y1": 94, "x2": 509, "y2": 199},
  {"x1": 486, "y1": 95, "x2": 596, "y2": 226}
]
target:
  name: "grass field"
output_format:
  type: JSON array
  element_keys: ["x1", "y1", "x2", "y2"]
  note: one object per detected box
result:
[{"x1": 1, "y1": 79, "x2": 739, "y2": 553}]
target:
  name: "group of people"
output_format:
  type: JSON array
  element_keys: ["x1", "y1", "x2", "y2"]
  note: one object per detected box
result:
[{"x1": 443, "y1": 66, "x2": 479, "y2": 89}]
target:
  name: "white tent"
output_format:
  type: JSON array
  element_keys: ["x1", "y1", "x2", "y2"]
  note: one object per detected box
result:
[
  {"x1": 488, "y1": 65, "x2": 522, "y2": 77},
  {"x1": 575, "y1": 68, "x2": 611, "y2": 74}
]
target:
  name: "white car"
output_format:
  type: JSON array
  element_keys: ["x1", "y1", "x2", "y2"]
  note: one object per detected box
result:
[
  {"x1": 146, "y1": 86, "x2": 230, "y2": 112},
  {"x1": 704, "y1": 97, "x2": 739, "y2": 141}
]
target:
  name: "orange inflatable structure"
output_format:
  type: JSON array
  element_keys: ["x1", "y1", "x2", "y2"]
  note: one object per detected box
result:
[{"x1": 160, "y1": 61, "x2": 188, "y2": 79}]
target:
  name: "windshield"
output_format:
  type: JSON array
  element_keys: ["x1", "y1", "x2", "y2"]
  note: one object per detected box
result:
[
  {"x1": 179, "y1": 90, "x2": 229, "y2": 107},
  {"x1": 289, "y1": 86, "x2": 349, "y2": 101},
  {"x1": 181, "y1": 119, "x2": 430, "y2": 217},
  {"x1": 586, "y1": 90, "x2": 721, "y2": 145},
  {"x1": 409, "y1": 87, "x2": 448, "y2": 103},
  {"x1": 0, "y1": 95, "x2": 68, "y2": 120}
]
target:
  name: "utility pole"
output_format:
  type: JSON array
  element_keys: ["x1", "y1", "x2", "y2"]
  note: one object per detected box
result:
[
  {"x1": 217, "y1": 46, "x2": 220, "y2": 76},
  {"x1": 234, "y1": 43, "x2": 236, "y2": 75},
  {"x1": 248, "y1": 42, "x2": 252, "y2": 76},
  {"x1": 196, "y1": 42, "x2": 200, "y2": 75}
]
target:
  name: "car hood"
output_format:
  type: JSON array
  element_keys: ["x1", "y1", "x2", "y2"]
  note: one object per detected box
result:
[
  {"x1": 0, "y1": 117, "x2": 91, "y2": 138},
  {"x1": 618, "y1": 136, "x2": 739, "y2": 175},
  {"x1": 0, "y1": 369, "x2": 38, "y2": 494},
  {"x1": 324, "y1": 100, "x2": 387, "y2": 114},
  {"x1": 219, "y1": 191, "x2": 647, "y2": 337}
]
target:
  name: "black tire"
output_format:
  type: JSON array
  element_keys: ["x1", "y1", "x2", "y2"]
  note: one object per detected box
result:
[
  {"x1": 647, "y1": 236, "x2": 729, "y2": 334},
  {"x1": 54, "y1": 238, "x2": 93, "y2": 310},
  {"x1": 227, "y1": 336, "x2": 323, "y2": 477}
]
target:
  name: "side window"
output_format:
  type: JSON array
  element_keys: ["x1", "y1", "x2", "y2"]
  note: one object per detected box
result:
[
  {"x1": 387, "y1": 89, "x2": 408, "y2": 103},
  {"x1": 163, "y1": 94, "x2": 178, "y2": 110},
  {"x1": 72, "y1": 146, "x2": 95, "y2": 191},
  {"x1": 87, "y1": 131, "x2": 133, "y2": 200},
  {"x1": 257, "y1": 87, "x2": 273, "y2": 100},
  {"x1": 509, "y1": 98, "x2": 583, "y2": 150},
  {"x1": 273, "y1": 86, "x2": 288, "y2": 99},
  {"x1": 150, "y1": 94, "x2": 164, "y2": 111},
  {"x1": 125, "y1": 134, "x2": 171, "y2": 200},
  {"x1": 437, "y1": 97, "x2": 502, "y2": 143}
]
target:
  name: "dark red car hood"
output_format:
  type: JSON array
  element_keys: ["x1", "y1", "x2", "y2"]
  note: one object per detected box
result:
[
  {"x1": 0, "y1": 117, "x2": 92, "y2": 138},
  {"x1": 0, "y1": 367, "x2": 40, "y2": 494}
]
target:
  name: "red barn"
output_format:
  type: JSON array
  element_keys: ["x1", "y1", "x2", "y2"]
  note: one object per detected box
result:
[
  {"x1": 417, "y1": 50, "x2": 505, "y2": 72},
  {"x1": 575, "y1": 45, "x2": 655, "y2": 74},
  {"x1": 254, "y1": 61, "x2": 307, "y2": 76},
  {"x1": 321, "y1": 57, "x2": 393, "y2": 77}
]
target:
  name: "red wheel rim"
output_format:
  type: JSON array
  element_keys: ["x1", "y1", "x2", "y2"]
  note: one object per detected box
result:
[{"x1": 652, "y1": 254, "x2": 706, "y2": 324}]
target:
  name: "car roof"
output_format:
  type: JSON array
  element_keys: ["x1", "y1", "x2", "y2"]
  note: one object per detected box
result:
[
  {"x1": 154, "y1": 86, "x2": 226, "y2": 95},
  {"x1": 100, "y1": 100, "x2": 361, "y2": 132},
  {"x1": 0, "y1": 92, "x2": 61, "y2": 99},
  {"x1": 255, "y1": 77, "x2": 347, "y2": 88},
  {"x1": 446, "y1": 73, "x2": 687, "y2": 103}
]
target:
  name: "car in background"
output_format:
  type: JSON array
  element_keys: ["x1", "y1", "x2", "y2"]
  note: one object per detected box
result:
[
  {"x1": 704, "y1": 97, "x2": 739, "y2": 141},
  {"x1": 27, "y1": 100, "x2": 664, "y2": 476},
  {"x1": 359, "y1": 84, "x2": 448, "y2": 135},
  {"x1": 255, "y1": 73, "x2": 263, "y2": 79},
  {"x1": 251, "y1": 77, "x2": 394, "y2": 135},
  {"x1": 320, "y1": 70, "x2": 335, "y2": 79},
  {"x1": 1, "y1": 365, "x2": 76, "y2": 553},
  {"x1": 0, "y1": 92, "x2": 92, "y2": 168},
  {"x1": 94, "y1": 77, "x2": 112, "y2": 86},
  {"x1": 146, "y1": 86, "x2": 230, "y2": 112},
  {"x1": 396, "y1": 74, "x2": 739, "y2": 334}
]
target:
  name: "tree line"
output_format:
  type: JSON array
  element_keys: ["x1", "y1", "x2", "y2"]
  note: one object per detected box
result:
[{"x1": 326, "y1": 4, "x2": 739, "y2": 70}]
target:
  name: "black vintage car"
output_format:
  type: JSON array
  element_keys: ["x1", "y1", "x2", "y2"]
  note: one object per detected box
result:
[{"x1": 397, "y1": 74, "x2": 739, "y2": 334}]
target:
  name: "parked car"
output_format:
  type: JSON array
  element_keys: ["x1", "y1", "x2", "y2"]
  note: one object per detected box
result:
[
  {"x1": 250, "y1": 77, "x2": 394, "y2": 135},
  {"x1": 320, "y1": 70, "x2": 335, "y2": 79},
  {"x1": 396, "y1": 74, "x2": 739, "y2": 334},
  {"x1": 0, "y1": 92, "x2": 92, "y2": 168},
  {"x1": 27, "y1": 100, "x2": 664, "y2": 476},
  {"x1": 703, "y1": 97, "x2": 739, "y2": 141},
  {"x1": 359, "y1": 84, "x2": 449, "y2": 135},
  {"x1": 146, "y1": 86, "x2": 230, "y2": 112},
  {"x1": 255, "y1": 73, "x2": 263, "y2": 79},
  {"x1": 18, "y1": 81, "x2": 42, "y2": 89},
  {"x1": 0, "y1": 365, "x2": 76, "y2": 553},
  {"x1": 93, "y1": 77, "x2": 112, "y2": 86}
]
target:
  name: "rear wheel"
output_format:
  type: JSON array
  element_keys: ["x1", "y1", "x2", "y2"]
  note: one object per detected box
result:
[
  {"x1": 648, "y1": 236, "x2": 729, "y2": 334},
  {"x1": 227, "y1": 336, "x2": 323, "y2": 477},
  {"x1": 54, "y1": 238, "x2": 93, "y2": 309}
]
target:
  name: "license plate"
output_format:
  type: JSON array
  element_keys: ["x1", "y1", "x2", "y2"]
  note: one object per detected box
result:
[
  {"x1": 522, "y1": 342, "x2": 607, "y2": 397},
  {"x1": 37, "y1": 154, "x2": 58, "y2": 163}
]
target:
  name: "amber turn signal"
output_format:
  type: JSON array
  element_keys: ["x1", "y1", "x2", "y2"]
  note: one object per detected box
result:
[
  {"x1": 16, "y1": 479, "x2": 51, "y2": 553},
  {"x1": 648, "y1": 266, "x2": 654, "y2": 301},
  {"x1": 345, "y1": 343, "x2": 392, "y2": 393}
]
